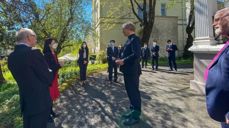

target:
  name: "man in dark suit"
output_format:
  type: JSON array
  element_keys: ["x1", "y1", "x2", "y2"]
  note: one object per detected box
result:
[
  {"x1": 141, "y1": 44, "x2": 150, "y2": 68},
  {"x1": 116, "y1": 22, "x2": 141, "y2": 126},
  {"x1": 166, "y1": 40, "x2": 178, "y2": 71},
  {"x1": 151, "y1": 40, "x2": 160, "y2": 70},
  {"x1": 107, "y1": 40, "x2": 119, "y2": 83},
  {"x1": 205, "y1": 7, "x2": 229, "y2": 128},
  {"x1": 8, "y1": 28, "x2": 53, "y2": 128}
]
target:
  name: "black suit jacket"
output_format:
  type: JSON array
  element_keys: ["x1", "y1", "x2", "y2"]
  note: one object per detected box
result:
[
  {"x1": 166, "y1": 44, "x2": 177, "y2": 57},
  {"x1": 77, "y1": 48, "x2": 89, "y2": 65},
  {"x1": 151, "y1": 45, "x2": 160, "y2": 57},
  {"x1": 120, "y1": 34, "x2": 141, "y2": 75},
  {"x1": 141, "y1": 47, "x2": 150, "y2": 59},
  {"x1": 8, "y1": 44, "x2": 53, "y2": 116},
  {"x1": 44, "y1": 52, "x2": 61, "y2": 76},
  {"x1": 107, "y1": 46, "x2": 119, "y2": 64}
]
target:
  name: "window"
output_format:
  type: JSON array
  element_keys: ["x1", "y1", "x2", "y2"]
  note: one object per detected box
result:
[{"x1": 161, "y1": 3, "x2": 166, "y2": 16}]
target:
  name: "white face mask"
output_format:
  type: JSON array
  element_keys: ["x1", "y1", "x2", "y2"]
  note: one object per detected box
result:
[
  {"x1": 153, "y1": 42, "x2": 156, "y2": 46},
  {"x1": 52, "y1": 43, "x2": 58, "y2": 49},
  {"x1": 111, "y1": 43, "x2": 115, "y2": 46}
]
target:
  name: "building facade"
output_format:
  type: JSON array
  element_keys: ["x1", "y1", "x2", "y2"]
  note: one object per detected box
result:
[{"x1": 92, "y1": 0, "x2": 187, "y2": 56}]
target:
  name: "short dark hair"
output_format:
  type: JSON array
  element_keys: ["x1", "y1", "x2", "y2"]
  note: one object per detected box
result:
[
  {"x1": 43, "y1": 38, "x2": 55, "y2": 53},
  {"x1": 110, "y1": 40, "x2": 115, "y2": 43},
  {"x1": 167, "y1": 40, "x2": 171, "y2": 43}
]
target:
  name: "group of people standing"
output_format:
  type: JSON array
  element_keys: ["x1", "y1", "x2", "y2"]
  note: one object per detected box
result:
[
  {"x1": 7, "y1": 27, "x2": 90, "y2": 127},
  {"x1": 139, "y1": 39, "x2": 178, "y2": 71}
]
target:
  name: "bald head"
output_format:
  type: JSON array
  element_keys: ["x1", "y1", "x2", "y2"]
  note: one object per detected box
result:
[
  {"x1": 213, "y1": 7, "x2": 229, "y2": 37},
  {"x1": 16, "y1": 28, "x2": 37, "y2": 47}
]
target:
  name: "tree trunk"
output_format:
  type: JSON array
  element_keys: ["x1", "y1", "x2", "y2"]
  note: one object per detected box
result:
[
  {"x1": 141, "y1": 23, "x2": 153, "y2": 46},
  {"x1": 0, "y1": 63, "x2": 5, "y2": 84}
]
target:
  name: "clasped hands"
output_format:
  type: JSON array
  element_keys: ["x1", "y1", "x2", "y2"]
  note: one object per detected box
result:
[{"x1": 115, "y1": 59, "x2": 124, "y2": 66}]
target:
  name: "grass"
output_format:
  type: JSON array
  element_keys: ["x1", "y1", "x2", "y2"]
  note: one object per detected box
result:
[
  {"x1": 148, "y1": 57, "x2": 193, "y2": 67},
  {"x1": 0, "y1": 62, "x2": 107, "y2": 128}
]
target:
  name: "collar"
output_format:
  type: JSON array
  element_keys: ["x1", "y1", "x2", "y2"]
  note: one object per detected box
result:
[
  {"x1": 17, "y1": 42, "x2": 31, "y2": 47},
  {"x1": 128, "y1": 34, "x2": 135, "y2": 39}
]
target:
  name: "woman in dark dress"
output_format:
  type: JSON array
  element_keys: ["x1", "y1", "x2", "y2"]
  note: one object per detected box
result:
[
  {"x1": 43, "y1": 38, "x2": 64, "y2": 120},
  {"x1": 77, "y1": 41, "x2": 89, "y2": 85}
]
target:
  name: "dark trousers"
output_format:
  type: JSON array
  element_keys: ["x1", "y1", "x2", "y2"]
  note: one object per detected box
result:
[
  {"x1": 152, "y1": 56, "x2": 158, "y2": 70},
  {"x1": 141, "y1": 58, "x2": 148, "y2": 68},
  {"x1": 123, "y1": 73, "x2": 141, "y2": 111},
  {"x1": 221, "y1": 123, "x2": 229, "y2": 128},
  {"x1": 23, "y1": 110, "x2": 49, "y2": 128},
  {"x1": 168, "y1": 56, "x2": 177, "y2": 70},
  {"x1": 108, "y1": 62, "x2": 117, "y2": 81},
  {"x1": 79, "y1": 63, "x2": 87, "y2": 81}
]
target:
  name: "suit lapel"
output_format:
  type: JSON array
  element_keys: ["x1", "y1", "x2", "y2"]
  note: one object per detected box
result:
[{"x1": 209, "y1": 46, "x2": 229, "y2": 69}]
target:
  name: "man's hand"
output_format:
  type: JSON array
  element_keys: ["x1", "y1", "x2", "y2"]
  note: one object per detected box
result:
[
  {"x1": 115, "y1": 59, "x2": 124, "y2": 66},
  {"x1": 225, "y1": 112, "x2": 229, "y2": 124},
  {"x1": 59, "y1": 60, "x2": 65, "y2": 67},
  {"x1": 84, "y1": 60, "x2": 87, "y2": 64}
]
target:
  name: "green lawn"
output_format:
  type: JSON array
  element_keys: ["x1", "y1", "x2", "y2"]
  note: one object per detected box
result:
[{"x1": 148, "y1": 57, "x2": 193, "y2": 67}]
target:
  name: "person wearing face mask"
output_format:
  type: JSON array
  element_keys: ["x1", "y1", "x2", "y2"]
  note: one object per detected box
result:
[
  {"x1": 204, "y1": 7, "x2": 229, "y2": 128},
  {"x1": 151, "y1": 40, "x2": 160, "y2": 70},
  {"x1": 141, "y1": 43, "x2": 150, "y2": 68},
  {"x1": 43, "y1": 38, "x2": 64, "y2": 122},
  {"x1": 107, "y1": 40, "x2": 119, "y2": 83},
  {"x1": 166, "y1": 40, "x2": 177, "y2": 71},
  {"x1": 77, "y1": 41, "x2": 89, "y2": 85}
]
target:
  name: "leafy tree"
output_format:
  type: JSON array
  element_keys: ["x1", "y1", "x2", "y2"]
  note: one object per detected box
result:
[{"x1": 130, "y1": 0, "x2": 156, "y2": 45}]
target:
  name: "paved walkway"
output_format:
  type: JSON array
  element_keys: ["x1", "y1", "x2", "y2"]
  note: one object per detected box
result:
[{"x1": 53, "y1": 66, "x2": 219, "y2": 128}]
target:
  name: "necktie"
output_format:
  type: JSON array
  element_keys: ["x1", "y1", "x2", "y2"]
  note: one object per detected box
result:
[{"x1": 204, "y1": 41, "x2": 229, "y2": 80}]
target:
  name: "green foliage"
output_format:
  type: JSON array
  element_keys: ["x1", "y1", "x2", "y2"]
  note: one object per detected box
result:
[
  {"x1": 148, "y1": 57, "x2": 193, "y2": 66},
  {"x1": 59, "y1": 40, "x2": 82, "y2": 57},
  {"x1": 0, "y1": 82, "x2": 22, "y2": 128},
  {"x1": 96, "y1": 50, "x2": 107, "y2": 64}
]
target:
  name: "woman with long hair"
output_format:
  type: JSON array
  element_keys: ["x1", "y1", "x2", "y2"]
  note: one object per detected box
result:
[
  {"x1": 43, "y1": 38, "x2": 64, "y2": 121},
  {"x1": 77, "y1": 41, "x2": 89, "y2": 85}
]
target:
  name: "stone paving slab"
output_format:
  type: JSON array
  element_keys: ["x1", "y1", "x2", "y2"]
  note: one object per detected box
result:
[{"x1": 53, "y1": 66, "x2": 219, "y2": 128}]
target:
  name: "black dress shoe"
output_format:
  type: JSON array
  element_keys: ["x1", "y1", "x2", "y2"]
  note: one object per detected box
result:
[
  {"x1": 121, "y1": 111, "x2": 133, "y2": 119},
  {"x1": 123, "y1": 117, "x2": 140, "y2": 126}
]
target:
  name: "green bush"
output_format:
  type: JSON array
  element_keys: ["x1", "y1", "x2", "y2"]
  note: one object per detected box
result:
[{"x1": 96, "y1": 50, "x2": 107, "y2": 64}]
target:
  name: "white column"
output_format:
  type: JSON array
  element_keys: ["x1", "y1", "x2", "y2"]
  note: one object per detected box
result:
[
  {"x1": 225, "y1": 0, "x2": 229, "y2": 7},
  {"x1": 192, "y1": 0, "x2": 217, "y2": 46},
  {"x1": 189, "y1": 0, "x2": 219, "y2": 94}
]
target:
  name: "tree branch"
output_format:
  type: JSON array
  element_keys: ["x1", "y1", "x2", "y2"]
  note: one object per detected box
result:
[
  {"x1": 134, "y1": 0, "x2": 143, "y2": 11},
  {"x1": 129, "y1": 0, "x2": 143, "y2": 23}
]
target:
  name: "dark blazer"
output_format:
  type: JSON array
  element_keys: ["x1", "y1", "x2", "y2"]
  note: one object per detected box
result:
[
  {"x1": 206, "y1": 45, "x2": 229, "y2": 122},
  {"x1": 151, "y1": 45, "x2": 160, "y2": 57},
  {"x1": 44, "y1": 52, "x2": 61, "y2": 76},
  {"x1": 120, "y1": 34, "x2": 141, "y2": 75},
  {"x1": 118, "y1": 47, "x2": 124, "y2": 59},
  {"x1": 77, "y1": 48, "x2": 89, "y2": 64},
  {"x1": 141, "y1": 47, "x2": 150, "y2": 59},
  {"x1": 107, "y1": 46, "x2": 119, "y2": 63},
  {"x1": 8, "y1": 44, "x2": 53, "y2": 116},
  {"x1": 166, "y1": 44, "x2": 177, "y2": 57}
]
